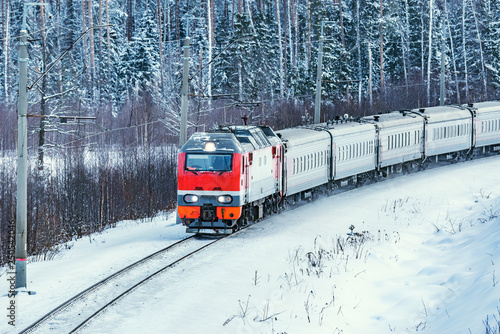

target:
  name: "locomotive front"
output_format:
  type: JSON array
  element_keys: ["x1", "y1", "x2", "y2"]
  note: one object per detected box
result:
[{"x1": 177, "y1": 132, "x2": 244, "y2": 234}]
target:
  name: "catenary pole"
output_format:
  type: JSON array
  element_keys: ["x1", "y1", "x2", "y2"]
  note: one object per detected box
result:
[
  {"x1": 180, "y1": 37, "x2": 190, "y2": 147},
  {"x1": 15, "y1": 28, "x2": 28, "y2": 289},
  {"x1": 15, "y1": 2, "x2": 102, "y2": 289}
]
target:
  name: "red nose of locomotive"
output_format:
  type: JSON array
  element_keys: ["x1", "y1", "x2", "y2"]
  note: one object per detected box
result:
[{"x1": 177, "y1": 132, "x2": 244, "y2": 234}]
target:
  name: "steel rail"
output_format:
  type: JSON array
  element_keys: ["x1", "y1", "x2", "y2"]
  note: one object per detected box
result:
[
  {"x1": 69, "y1": 237, "x2": 222, "y2": 333},
  {"x1": 20, "y1": 235, "x2": 198, "y2": 334}
]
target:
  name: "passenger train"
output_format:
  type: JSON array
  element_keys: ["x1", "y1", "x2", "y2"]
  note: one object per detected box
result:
[{"x1": 177, "y1": 101, "x2": 500, "y2": 234}]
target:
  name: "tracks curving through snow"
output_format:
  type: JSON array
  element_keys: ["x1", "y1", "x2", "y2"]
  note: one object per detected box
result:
[{"x1": 20, "y1": 235, "x2": 223, "y2": 333}]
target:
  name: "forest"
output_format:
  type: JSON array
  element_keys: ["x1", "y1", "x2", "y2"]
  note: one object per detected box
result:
[{"x1": 1, "y1": 0, "x2": 500, "y2": 262}]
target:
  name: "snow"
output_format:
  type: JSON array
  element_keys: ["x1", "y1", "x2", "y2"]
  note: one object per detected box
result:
[{"x1": 2, "y1": 156, "x2": 500, "y2": 333}]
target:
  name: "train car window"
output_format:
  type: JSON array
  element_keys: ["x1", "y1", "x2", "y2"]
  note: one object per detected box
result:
[
  {"x1": 249, "y1": 152, "x2": 253, "y2": 165},
  {"x1": 259, "y1": 157, "x2": 262, "y2": 166},
  {"x1": 185, "y1": 154, "x2": 232, "y2": 172}
]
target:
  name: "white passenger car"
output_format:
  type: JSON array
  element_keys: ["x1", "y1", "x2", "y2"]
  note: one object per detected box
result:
[
  {"x1": 327, "y1": 121, "x2": 377, "y2": 180},
  {"x1": 365, "y1": 111, "x2": 425, "y2": 169},
  {"x1": 422, "y1": 105, "x2": 473, "y2": 159},
  {"x1": 472, "y1": 101, "x2": 500, "y2": 152},
  {"x1": 277, "y1": 127, "x2": 331, "y2": 197}
]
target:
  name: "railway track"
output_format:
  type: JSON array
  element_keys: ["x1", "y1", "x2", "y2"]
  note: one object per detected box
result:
[{"x1": 20, "y1": 235, "x2": 223, "y2": 333}]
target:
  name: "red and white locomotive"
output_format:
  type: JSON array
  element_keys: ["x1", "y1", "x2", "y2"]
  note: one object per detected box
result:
[
  {"x1": 177, "y1": 125, "x2": 284, "y2": 233},
  {"x1": 178, "y1": 101, "x2": 500, "y2": 234}
]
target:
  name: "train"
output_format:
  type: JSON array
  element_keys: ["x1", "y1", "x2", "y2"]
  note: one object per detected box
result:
[{"x1": 177, "y1": 101, "x2": 500, "y2": 234}]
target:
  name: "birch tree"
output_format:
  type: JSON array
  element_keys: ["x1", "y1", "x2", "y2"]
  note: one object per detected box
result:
[{"x1": 426, "y1": 0, "x2": 434, "y2": 105}]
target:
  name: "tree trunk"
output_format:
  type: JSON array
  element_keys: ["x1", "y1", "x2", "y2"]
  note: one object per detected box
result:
[
  {"x1": 356, "y1": 0, "x2": 362, "y2": 106},
  {"x1": 339, "y1": 0, "x2": 345, "y2": 49},
  {"x1": 157, "y1": 0, "x2": 164, "y2": 88},
  {"x1": 207, "y1": 0, "x2": 214, "y2": 101},
  {"x1": 292, "y1": 0, "x2": 297, "y2": 68},
  {"x1": 175, "y1": 0, "x2": 180, "y2": 41},
  {"x1": 462, "y1": 0, "x2": 469, "y2": 101},
  {"x1": 379, "y1": 0, "x2": 384, "y2": 90},
  {"x1": 403, "y1": 0, "x2": 409, "y2": 97},
  {"x1": 444, "y1": 0, "x2": 460, "y2": 104},
  {"x1": 106, "y1": 0, "x2": 111, "y2": 68},
  {"x1": 2, "y1": 0, "x2": 10, "y2": 102},
  {"x1": 307, "y1": 0, "x2": 311, "y2": 70},
  {"x1": 369, "y1": 43, "x2": 373, "y2": 108},
  {"x1": 275, "y1": 0, "x2": 284, "y2": 96},
  {"x1": 88, "y1": 0, "x2": 96, "y2": 87},
  {"x1": 283, "y1": 0, "x2": 288, "y2": 95},
  {"x1": 38, "y1": 1, "x2": 48, "y2": 170},
  {"x1": 427, "y1": 0, "x2": 434, "y2": 105}
]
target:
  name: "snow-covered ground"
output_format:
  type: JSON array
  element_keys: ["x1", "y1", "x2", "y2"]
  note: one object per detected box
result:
[{"x1": 2, "y1": 156, "x2": 500, "y2": 333}]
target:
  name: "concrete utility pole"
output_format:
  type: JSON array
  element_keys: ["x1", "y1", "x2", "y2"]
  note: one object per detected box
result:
[
  {"x1": 15, "y1": 3, "x2": 103, "y2": 290},
  {"x1": 16, "y1": 28, "x2": 28, "y2": 290},
  {"x1": 16, "y1": 1, "x2": 48, "y2": 291},
  {"x1": 314, "y1": 34, "x2": 324, "y2": 124},
  {"x1": 179, "y1": 36, "x2": 190, "y2": 148}
]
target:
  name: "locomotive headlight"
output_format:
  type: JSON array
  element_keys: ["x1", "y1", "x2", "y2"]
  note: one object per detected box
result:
[
  {"x1": 217, "y1": 195, "x2": 233, "y2": 204},
  {"x1": 184, "y1": 194, "x2": 199, "y2": 203},
  {"x1": 204, "y1": 142, "x2": 216, "y2": 152}
]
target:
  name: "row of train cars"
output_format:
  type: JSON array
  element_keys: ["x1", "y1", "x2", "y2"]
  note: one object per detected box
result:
[{"x1": 177, "y1": 101, "x2": 500, "y2": 234}]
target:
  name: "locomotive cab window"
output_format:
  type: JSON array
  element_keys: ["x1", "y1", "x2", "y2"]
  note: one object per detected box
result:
[{"x1": 185, "y1": 154, "x2": 232, "y2": 172}]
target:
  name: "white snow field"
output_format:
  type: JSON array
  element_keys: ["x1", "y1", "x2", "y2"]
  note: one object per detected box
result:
[{"x1": 2, "y1": 155, "x2": 500, "y2": 334}]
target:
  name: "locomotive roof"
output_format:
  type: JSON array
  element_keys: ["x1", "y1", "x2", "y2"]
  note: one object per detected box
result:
[
  {"x1": 180, "y1": 132, "x2": 245, "y2": 153},
  {"x1": 180, "y1": 125, "x2": 281, "y2": 153}
]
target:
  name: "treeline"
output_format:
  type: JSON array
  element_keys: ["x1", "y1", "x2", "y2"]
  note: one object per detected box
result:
[
  {"x1": 2, "y1": 0, "x2": 500, "y2": 149},
  {"x1": 0, "y1": 145, "x2": 177, "y2": 265}
]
